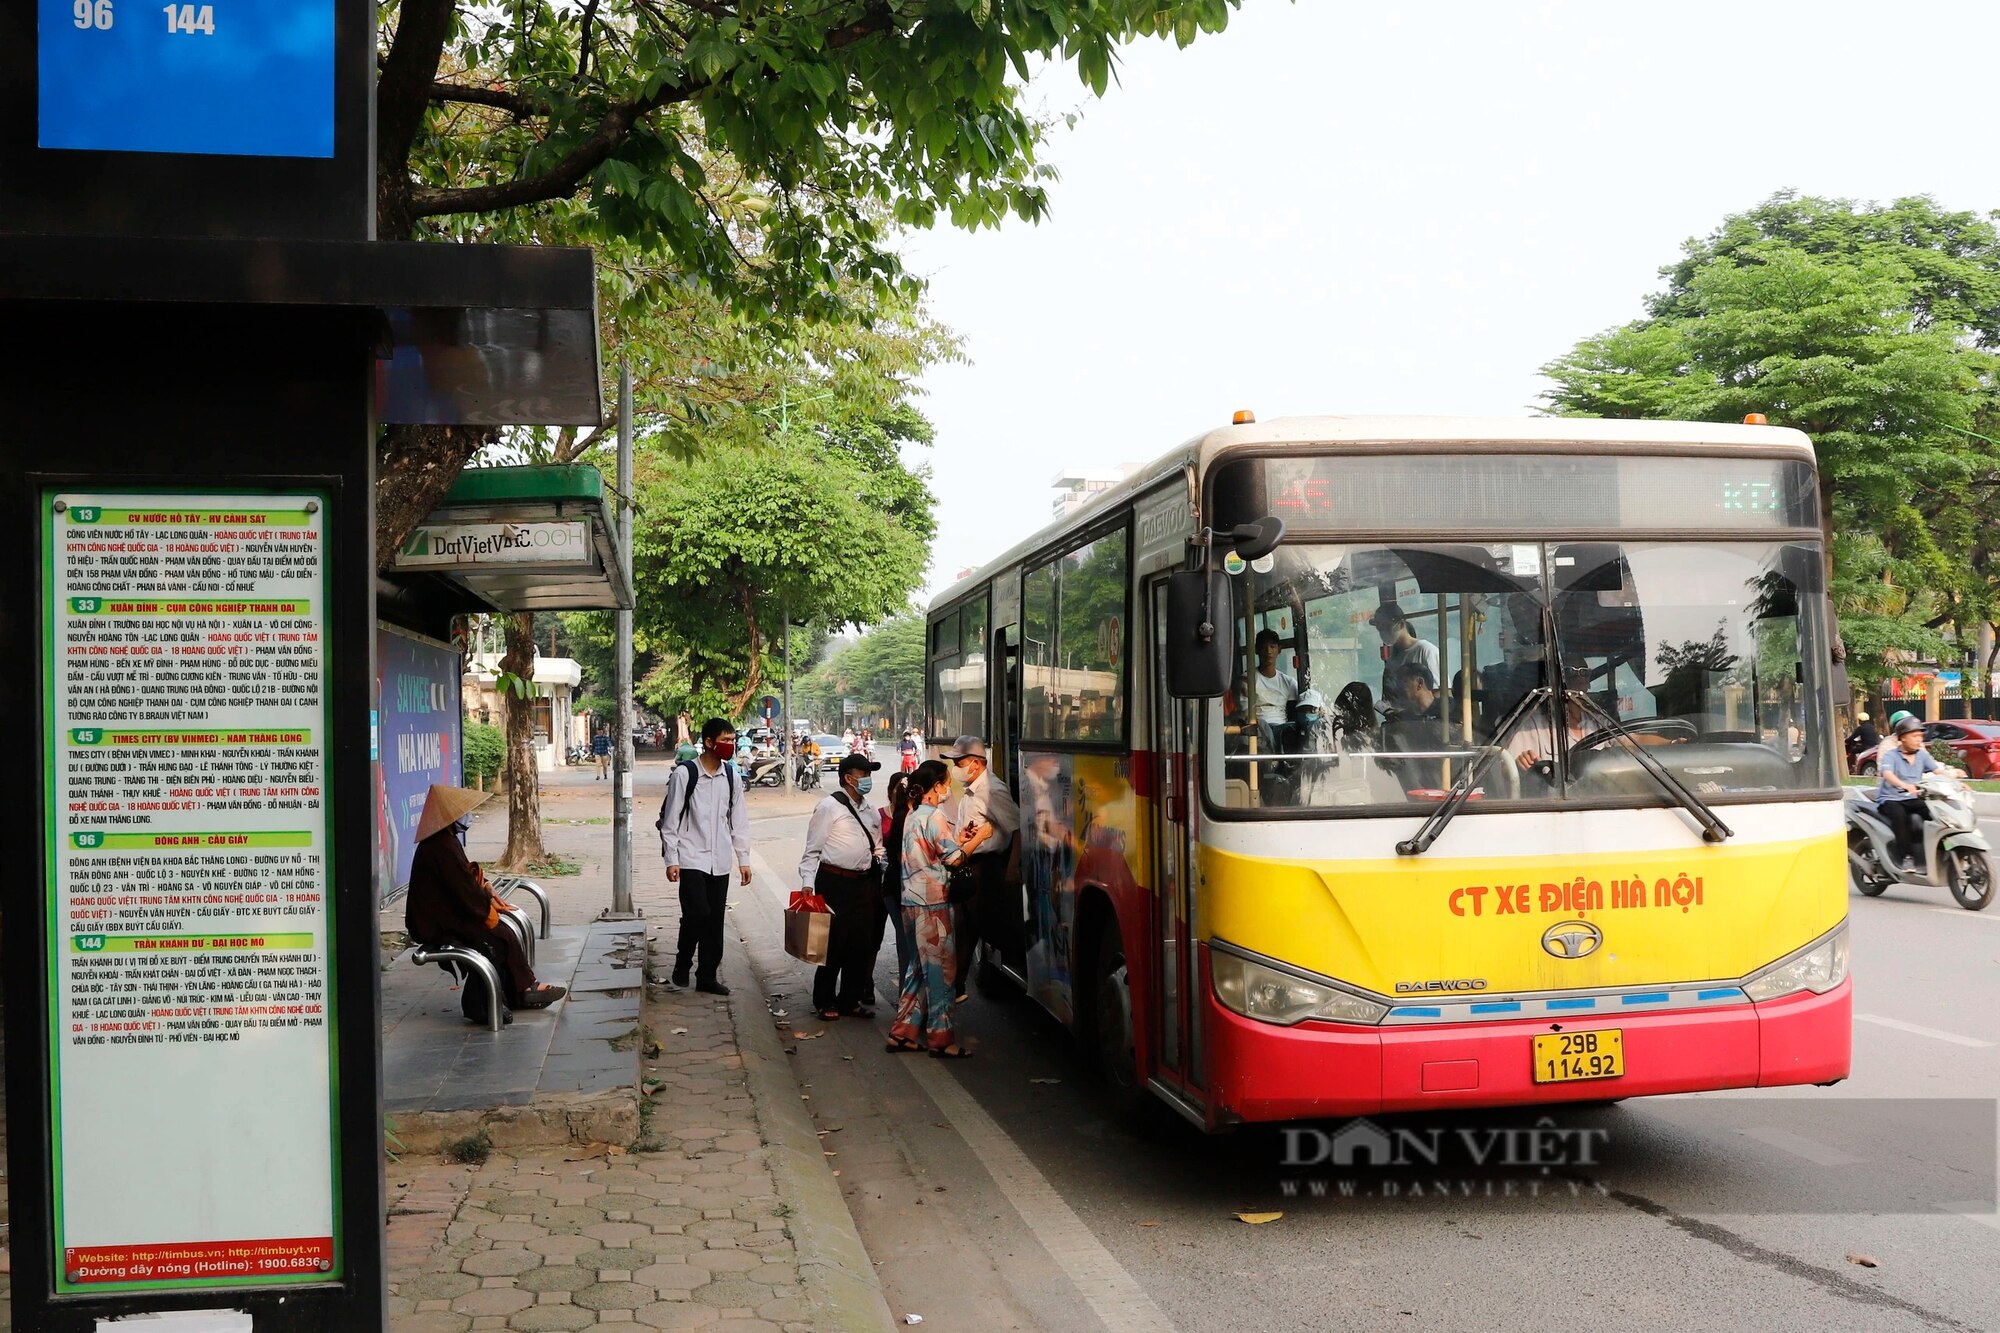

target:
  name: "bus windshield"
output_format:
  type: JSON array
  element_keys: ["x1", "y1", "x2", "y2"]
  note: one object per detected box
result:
[{"x1": 1204, "y1": 539, "x2": 1835, "y2": 814}]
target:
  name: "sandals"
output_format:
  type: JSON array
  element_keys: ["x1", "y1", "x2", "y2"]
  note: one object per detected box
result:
[
  {"x1": 818, "y1": 1008, "x2": 843, "y2": 1022},
  {"x1": 929, "y1": 1044, "x2": 974, "y2": 1059},
  {"x1": 884, "y1": 1038, "x2": 922, "y2": 1053},
  {"x1": 844, "y1": 1005, "x2": 877, "y2": 1020}
]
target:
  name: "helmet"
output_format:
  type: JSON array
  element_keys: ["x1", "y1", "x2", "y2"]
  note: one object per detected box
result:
[
  {"x1": 1855, "y1": 711, "x2": 1869, "y2": 722},
  {"x1": 1892, "y1": 716, "x2": 1924, "y2": 738}
]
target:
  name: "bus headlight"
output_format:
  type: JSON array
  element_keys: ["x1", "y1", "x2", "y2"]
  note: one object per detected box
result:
[
  {"x1": 1210, "y1": 949, "x2": 1388, "y2": 1026},
  {"x1": 1744, "y1": 926, "x2": 1849, "y2": 1002}
]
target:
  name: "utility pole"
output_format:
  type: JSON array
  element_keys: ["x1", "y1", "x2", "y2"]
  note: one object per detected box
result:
[
  {"x1": 781, "y1": 597, "x2": 792, "y2": 781},
  {"x1": 609, "y1": 359, "x2": 636, "y2": 917}
]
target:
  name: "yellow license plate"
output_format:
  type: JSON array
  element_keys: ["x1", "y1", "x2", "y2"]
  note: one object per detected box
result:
[{"x1": 1531, "y1": 1029, "x2": 1624, "y2": 1084}]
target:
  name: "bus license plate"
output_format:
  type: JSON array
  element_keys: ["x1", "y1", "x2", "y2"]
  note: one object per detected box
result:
[{"x1": 1531, "y1": 1029, "x2": 1624, "y2": 1083}]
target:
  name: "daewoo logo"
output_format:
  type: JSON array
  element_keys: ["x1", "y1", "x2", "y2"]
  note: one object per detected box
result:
[
  {"x1": 1393, "y1": 979, "x2": 1488, "y2": 994},
  {"x1": 1541, "y1": 920, "x2": 1603, "y2": 960}
]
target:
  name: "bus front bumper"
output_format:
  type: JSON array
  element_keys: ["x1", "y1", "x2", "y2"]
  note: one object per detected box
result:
[{"x1": 1202, "y1": 977, "x2": 1851, "y2": 1125}]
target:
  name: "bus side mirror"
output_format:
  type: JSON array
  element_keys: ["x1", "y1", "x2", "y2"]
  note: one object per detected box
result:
[{"x1": 1165, "y1": 569, "x2": 1233, "y2": 698}]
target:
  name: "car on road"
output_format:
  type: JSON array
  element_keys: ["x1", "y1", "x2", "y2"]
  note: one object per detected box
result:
[
  {"x1": 1854, "y1": 719, "x2": 2000, "y2": 777},
  {"x1": 812, "y1": 734, "x2": 846, "y2": 770}
]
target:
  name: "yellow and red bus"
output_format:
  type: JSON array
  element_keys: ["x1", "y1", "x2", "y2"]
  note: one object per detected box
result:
[{"x1": 927, "y1": 415, "x2": 1849, "y2": 1129}]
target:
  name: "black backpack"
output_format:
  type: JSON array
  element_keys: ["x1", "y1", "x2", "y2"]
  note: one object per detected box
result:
[{"x1": 656, "y1": 759, "x2": 737, "y2": 832}]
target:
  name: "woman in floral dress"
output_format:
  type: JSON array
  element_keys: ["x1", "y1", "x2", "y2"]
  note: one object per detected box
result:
[{"x1": 888, "y1": 760, "x2": 992, "y2": 1056}]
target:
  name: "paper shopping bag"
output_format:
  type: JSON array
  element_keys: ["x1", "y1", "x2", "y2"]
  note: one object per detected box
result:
[{"x1": 784, "y1": 893, "x2": 832, "y2": 965}]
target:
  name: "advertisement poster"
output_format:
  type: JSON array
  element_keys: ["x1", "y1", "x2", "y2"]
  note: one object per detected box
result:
[
  {"x1": 375, "y1": 625, "x2": 462, "y2": 896},
  {"x1": 44, "y1": 492, "x2": 338, "y2": 1292}
]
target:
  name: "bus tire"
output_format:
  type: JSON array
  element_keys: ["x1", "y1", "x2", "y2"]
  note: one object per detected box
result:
[{"x1": 1089, "y1": 929, "x2": 1148, "y2": 1120}]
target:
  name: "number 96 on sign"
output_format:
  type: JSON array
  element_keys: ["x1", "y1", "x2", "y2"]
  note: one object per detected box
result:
[{"x1": 39, "y1": 0, "x2": 335, "y2": 158}]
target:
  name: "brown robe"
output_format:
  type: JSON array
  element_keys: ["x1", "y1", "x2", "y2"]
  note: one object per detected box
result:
[{"x1": 406, "y1": 830, "x2": 535, "y2": 999}]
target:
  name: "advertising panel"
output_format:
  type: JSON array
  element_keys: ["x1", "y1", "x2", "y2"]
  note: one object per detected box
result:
[
  {"x1": 375, "y1": 625, "x2": 463, "y2": 896},
  {"x1": 43, "y1": 491, "x2": 338, "y2": 1292}
]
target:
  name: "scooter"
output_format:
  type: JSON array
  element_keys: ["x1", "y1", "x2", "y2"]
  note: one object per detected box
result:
[
  {"x1": 745, "y1": 754, "x2": 787, "y2": 789},
  {"x1": 793, "y1": 752, "x2": 821, "y2": 791},
  {"x1": 1847, "y1": 772, "x2": 1994, "y2": 910}
]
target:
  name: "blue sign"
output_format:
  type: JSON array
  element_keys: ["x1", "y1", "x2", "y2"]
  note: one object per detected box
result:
[
  {"x1": 373, "y1": 628, "x2": 463, "y2": 897},
  {"x1": 39, "y1": 0, "x2": 335, "y2": 158}
]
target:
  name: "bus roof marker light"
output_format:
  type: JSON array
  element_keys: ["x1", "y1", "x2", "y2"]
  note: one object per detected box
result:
[
  {"x1": 1232, "y1": 409, "x2": 1256, "y2": 424},
  {"x1": 1744, "y1": 413, "x2": 1768, "y2": 425}
]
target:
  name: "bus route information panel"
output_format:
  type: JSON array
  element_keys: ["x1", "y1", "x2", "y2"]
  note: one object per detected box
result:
[
  {"x1": 38, "y1": 0, "x2": 335, "y2": 157},
  {"x1": 43, "y1": 492, "x2": 339, "y2": 1293}
]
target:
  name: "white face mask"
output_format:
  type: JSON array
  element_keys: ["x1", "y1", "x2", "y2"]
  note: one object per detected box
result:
[{"x1": 955, "y1": 762, "x2": 978, "y2": 785}]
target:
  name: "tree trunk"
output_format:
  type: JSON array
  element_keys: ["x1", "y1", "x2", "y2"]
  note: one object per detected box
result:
[
  {"x1": 375, "y1": 423, "x2": 496, "y2": 573},
  {"x1": 500, "y1": 611, "x2": 546, "y2": 868}
]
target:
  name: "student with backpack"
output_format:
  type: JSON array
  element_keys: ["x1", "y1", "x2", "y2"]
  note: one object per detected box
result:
[{"x1": 658, "y1": 718, "x2": 752, "y2": 995}]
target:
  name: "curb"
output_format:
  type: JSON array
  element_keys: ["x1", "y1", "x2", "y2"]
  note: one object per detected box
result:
[{"x1": 722, "y1": 847, "x2": 895, "y2": 1332}]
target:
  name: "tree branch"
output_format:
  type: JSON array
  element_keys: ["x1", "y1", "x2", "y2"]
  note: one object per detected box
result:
[
  {"x1": 430, "y1": 81, "x2": 540, "y2": 116},
  {"x1": 377, "y1": 0, "x2": 461, "y2": 182}
]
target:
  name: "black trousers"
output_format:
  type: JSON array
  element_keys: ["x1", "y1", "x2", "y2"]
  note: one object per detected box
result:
[
  {"x1": 812, "y1": 867, "x2": 881, "y2": 1011},
  {"x1": 675, "y1": 869, "x2": 731, "y2": 983},
  {"x1": 1883, "y1": 799, "x2": 1925, "y2": 863},
  {"x1": 952, "y1": 854, "x2": 1013, "y2": 989}
]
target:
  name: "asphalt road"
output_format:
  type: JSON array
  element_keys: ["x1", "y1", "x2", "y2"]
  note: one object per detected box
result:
[{"x1": 728, "y1": 787, "x2": 2000, "y2": 1333}]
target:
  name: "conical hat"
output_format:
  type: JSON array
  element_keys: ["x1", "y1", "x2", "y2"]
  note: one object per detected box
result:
[{"x1": 415, "y1": 784, "x2": 492, "y2": 841}]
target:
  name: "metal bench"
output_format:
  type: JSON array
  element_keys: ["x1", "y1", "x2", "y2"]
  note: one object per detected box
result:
[{"x1": 381, "y1": 875, "x2": 551, "y2": 1031}]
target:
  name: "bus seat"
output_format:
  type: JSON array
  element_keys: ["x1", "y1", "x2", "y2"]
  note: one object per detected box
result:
[{"x1": 1224, "y1": 778, "x2": 1253, "y2": 809}]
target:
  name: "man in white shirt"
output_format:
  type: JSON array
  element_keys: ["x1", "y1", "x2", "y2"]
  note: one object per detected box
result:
[
  {"x1": 658, "y1": 718, "x2": 752, "y2": 995},
  {"x1": 1253, "y1": 628, "x2": 1298, "y2": 727},
  {"x1": 1371, "y1": 603, "x2": 1441, "y2": 712},
  {"x1": 799, "y1": 753, "x2": 884, "y2": 1019},
  {"x1": 945, "y1": 735, "x2": 1021, "y2": 999}
]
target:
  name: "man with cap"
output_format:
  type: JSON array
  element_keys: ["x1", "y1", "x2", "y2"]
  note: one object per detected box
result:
[
  {"x1": 1370, "y1": 603, "x2": 1440, "y2": 711},
  {"x1": 800, "y1": 751, "x2": 886, "y2": 1020},
  {"x1": 944, "y1": 735, "x2": 1021, "y2": 999},
  {"x1": 406, "y1": 784, "x2": 566, "y2": 1022}
]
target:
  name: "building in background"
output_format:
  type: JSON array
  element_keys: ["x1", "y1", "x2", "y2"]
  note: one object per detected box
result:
[
  {"x1": 1051, "y1": 465, "x2": 1139, "y2": 518},
  {"x1": 464, "y1": 653, "x2": 586, "y2": 769}
]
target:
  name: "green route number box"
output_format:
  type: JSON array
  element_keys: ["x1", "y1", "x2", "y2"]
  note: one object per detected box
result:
[{"x1": 42, "y1": 491, "x2": 340, "y2": 1293}]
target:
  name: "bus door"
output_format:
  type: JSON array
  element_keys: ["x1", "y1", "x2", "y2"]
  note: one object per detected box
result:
[{"x1": 1148, "y1": 580, "x2": 1200, "y2": 1099}]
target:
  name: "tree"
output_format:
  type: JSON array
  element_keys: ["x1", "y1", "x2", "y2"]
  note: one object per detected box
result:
[
  {"x1": 372, "y1": 0, "x2": 1248, "y2": 564},
  {"x1": 1540, "y1": 192, "x2": 2000, "y2": 688}
]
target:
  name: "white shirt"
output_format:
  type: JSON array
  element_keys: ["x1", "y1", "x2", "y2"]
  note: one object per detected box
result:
[
  {"x1": 1255, "y1": 668, "x2": 1297, "y2": 725},
  {"x1": 659, "y1": 758, "x2": 750, "y2": 875},
  {"x1": 960, "y1": 770, "x2": 1020, "y2": 858},
  {"x1": 798, "y1": 790, "x2": 880, "y2": 885},
  {"x1": 1383, "y1": 638, "x2": 1441, "y2": 703}
]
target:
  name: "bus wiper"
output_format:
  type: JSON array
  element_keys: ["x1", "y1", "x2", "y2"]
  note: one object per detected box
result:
[
  {"x1": 1396, "y1": 685, "x2": 1552, "y2": 857},
  {"x1": 1567, "y1": 692, "x2": 1734, "y2": 844}
]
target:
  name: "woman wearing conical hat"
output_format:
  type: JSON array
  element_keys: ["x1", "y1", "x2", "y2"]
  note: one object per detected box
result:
[{"x1": 406, "y1": 785, "x2": 566, "y2": 1019}]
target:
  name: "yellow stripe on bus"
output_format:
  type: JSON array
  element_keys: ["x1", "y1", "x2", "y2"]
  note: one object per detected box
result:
[{"x1": 1198, "y1": 831, "x2": 1846, "y2": 997}]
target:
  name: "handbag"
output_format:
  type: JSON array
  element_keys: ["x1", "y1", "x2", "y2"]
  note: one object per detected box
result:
[
  {"x1": 946, "y1": 858, "x2": 981, "y2": 906},
  {"x1": 783, "y1": 890, "x2": 832, "y2": 965}
]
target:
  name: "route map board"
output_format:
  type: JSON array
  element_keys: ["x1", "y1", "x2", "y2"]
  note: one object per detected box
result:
[
  {"x1": 43, "y1": 492, "x2": 340, "y2": 1293},
  {"x1": 38, "y1": 0, "x2": 335, "y2": 157}
]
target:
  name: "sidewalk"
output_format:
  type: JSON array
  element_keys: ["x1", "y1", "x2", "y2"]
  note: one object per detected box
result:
[{"x1": 384, "y1": 773, "x2": 891, "y2": 1331}]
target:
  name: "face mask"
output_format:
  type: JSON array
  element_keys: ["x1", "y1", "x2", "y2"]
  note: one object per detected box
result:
[
  {"x1": 856, "y1": 777, "x2": 874, "y2": 796},
  {"x1": 712, "y1": 740, "x2": 736, "y2": 760},
  {"x1": 955, "y1": 763, "x2": 977, "y2": 785},
  {"x1": 453, "y1": 818, "x2": 472, "y2": 834},
  {"x1": 1300, "y1": 711, "x2": 1321, "y2": 726}
]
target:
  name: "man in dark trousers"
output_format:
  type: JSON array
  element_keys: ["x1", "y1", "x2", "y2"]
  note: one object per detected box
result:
[
  {"x1": 659, "y1": 718, "x2": 752, "y2": 995},
  {"x1": 944, "y1": 735, "x2": 1020, "y2": 1000},
  {"x1": 799, "y1": 752, "x2": 884, "y2": 1020}
]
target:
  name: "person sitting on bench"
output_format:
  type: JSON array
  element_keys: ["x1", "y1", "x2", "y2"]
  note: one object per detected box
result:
[{"x1": 406, "y1": 784, "x2": 567, "y2": 1021}]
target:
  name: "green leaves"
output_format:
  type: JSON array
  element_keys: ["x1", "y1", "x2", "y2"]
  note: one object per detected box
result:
[{"x1": 1541, "y1": 191, "x2": 2000, "y2": 692}]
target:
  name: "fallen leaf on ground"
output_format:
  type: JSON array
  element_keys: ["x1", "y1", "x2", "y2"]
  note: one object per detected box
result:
[
  {"x1": 1235, "y1": 1212, "x2": 1283, "y2": 1225},
  {"x1": 1138, "y1": 1220, "x2": 1161, "y2": 1228},
  {"x1": 564, "y1": 1143, "x2": 627, "y2": 1161},
  {"x1": 1029, "y1": 1077, "x2": 1062, "y2": 1085},
  {"x1": 902, "y1": 1317, "x2": 924, "y2": 1326},
  {"x1": 792, "y1": 1030, "x2": 825, "y2": 1040},
  {"x1": 669, "y1": 1027, "x2": 688, "y2": 1035},
  {"x1": 842, "y1": 1054, "x2": 856, "y2": 1061},
  {"x1": 1846, "y1": 1253, "x2": 1879, "y2": 1268}
]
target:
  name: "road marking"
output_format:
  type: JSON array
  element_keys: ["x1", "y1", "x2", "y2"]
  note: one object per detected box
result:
[
  {"x1": 904, "y1": 1057, "x2": 1175, "y2": 1333},
  {"x1": 1938, "y1": 1202, "x2": 2000, "y2": 1234},
  {"x1": 1856, "y1": 1014, "x2": 1996, "y2": 1049},
  {"x1": 1931, "y1": 908, "x2": 2000, "y2": 922},
  {"x1": 1739, "y1": 1127, "x2": 1865, "y2": 1167}
]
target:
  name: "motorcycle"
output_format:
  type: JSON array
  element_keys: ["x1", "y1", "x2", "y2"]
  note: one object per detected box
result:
[
  {"x1": 1847, "y1": 772, "x2": 1994, "y2": 910},
  {"x1": 745, "y1": 754, "x2": 787, "y2": 789},
  {"x1": 794, "y1": 752, "x2": 822, "y2": 791}
]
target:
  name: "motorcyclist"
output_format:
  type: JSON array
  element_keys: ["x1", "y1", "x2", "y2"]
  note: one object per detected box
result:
[{"x1": 1875, "y1": 715, "x2": 1964, "y2": 869}]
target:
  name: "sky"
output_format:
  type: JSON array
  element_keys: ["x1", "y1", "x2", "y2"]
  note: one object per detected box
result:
[{"x1": 900, "y1": 0, "x2": 2000, "y2": 598}]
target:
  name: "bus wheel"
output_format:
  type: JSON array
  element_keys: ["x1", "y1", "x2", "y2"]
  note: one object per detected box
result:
[{"x1": 1091, "y1": 932, "x2": 1146, "y2": 1118}]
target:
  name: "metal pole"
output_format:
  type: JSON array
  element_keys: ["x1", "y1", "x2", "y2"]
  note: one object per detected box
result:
[
  {"x1": 611, "y1": 359, "x2": 635, "y2": 916},
  {"x1": 781, "y1": 597, "x2": 792, "y2": 781}
]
